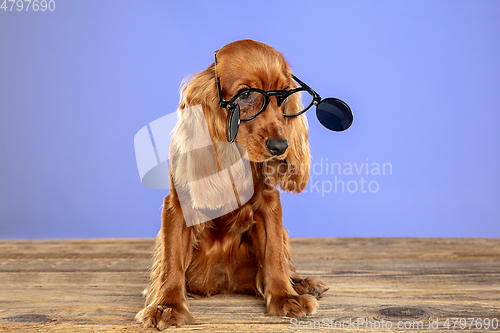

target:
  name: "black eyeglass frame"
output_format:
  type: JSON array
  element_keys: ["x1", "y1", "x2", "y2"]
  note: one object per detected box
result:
[{"x1": 214, "y1": 53, "x2": 321, "y2": 121}]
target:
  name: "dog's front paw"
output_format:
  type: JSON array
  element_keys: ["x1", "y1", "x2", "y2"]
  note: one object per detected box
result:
[
  {"x1": 135, "y1": 304, "x2": 194, "y2": 330},
  {"x1": 266, "y1": 294, "x2": 318, "y2": 317},
  {"x1": 292, "y1": 277, "x2": 330, "y2": 298}
]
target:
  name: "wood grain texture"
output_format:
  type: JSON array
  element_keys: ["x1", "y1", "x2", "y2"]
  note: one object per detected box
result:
[{"x1": 0, "y1": 238, "x2": 499, "y2": 332}]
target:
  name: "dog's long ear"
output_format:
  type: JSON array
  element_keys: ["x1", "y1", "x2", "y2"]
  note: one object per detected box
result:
[
  {"x1": 280, "y1": 114, "x2": 311, "y2": 193},
  {"x1": 266, "y1": 87, "x2": 311, "y2": 193},
  {"x1": 169, "y1": 65, "x2": 250, "y2": 224},
  {"x1": 178, "y1": 64, "x2": 226, "y2": 142}
]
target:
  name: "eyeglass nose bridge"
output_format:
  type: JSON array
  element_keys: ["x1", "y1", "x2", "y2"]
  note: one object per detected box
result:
[
  {"x1": 265, "y1": 89, "x2": 289, "y2": 107},
  {"x1": 234, "y1": 89, "x2": 289, "y2": 121}
]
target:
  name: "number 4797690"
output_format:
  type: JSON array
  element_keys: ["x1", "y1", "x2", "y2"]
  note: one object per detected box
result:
[{"x1": 1, "y1": 0, "x2": 55, "y2": 11}]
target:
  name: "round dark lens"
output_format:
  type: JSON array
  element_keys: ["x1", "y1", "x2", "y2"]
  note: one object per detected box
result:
[
  {"x1": 316, "y1": 98, "x2": 353, "y2": 131},
  {"x1": 227, "y1": 104, "x2": 240, "y2": 142}
]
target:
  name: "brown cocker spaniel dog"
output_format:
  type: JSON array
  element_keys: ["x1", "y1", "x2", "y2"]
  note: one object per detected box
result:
[{"x1": 136, "y1": 39, "x2": 329, "y2": 330}]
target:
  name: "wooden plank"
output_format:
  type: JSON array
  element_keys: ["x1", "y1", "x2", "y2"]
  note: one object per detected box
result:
[{"x1": 0, "y1": 238, "x2": 499, "y2": 332}]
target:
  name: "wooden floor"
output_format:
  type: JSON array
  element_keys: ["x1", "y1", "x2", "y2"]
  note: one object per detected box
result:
[{"x1": 0, "y1": 238, "x2": 499, "y2": 332}]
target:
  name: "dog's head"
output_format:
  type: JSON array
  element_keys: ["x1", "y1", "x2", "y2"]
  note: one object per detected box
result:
[
  {"x1": 171, "y1": 40, "x2": 310, "y2": 210},
  {"x1": 215, "y1": 40, "x2": 300, "y2": 161}
]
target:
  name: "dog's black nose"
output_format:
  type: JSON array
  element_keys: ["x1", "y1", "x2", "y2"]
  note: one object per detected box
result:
[{"x1": 266, "y1": 139, "x2": 288, "y2": 156}]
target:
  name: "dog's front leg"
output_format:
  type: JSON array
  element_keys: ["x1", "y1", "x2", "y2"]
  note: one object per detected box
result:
[
  {"x1": 136, "y1": 194, "x2": 194, "y2": 330},
  {"x1": 253, "y1": 190, "x2": 318, "y2": 317}
]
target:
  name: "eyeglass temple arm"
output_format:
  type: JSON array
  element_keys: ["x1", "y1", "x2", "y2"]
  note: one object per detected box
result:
[
  {"x1": 214, "y1": 53, "x2": 228, "y2": 108},
  {"x1": 292, "y1": 74, "x2": 322, "y2": 104}
]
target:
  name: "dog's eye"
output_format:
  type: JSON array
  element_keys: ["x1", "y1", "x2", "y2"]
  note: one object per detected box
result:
[
  {"x1": 238, "y1": 91, "x2": 253, "y2": 104},
  {"x1": 236, "y1": 91, "x2": 266, "y2": 118}
]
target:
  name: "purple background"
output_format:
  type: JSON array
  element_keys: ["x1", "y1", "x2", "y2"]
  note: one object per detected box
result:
[{"x1": 1, "y1": 1, "x2": 499, "y2": 239}]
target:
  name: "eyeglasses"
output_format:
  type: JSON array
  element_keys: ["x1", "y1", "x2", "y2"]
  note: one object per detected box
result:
[{"x1": 214, "y1": 53, "x2": 353, "y2": 142}]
